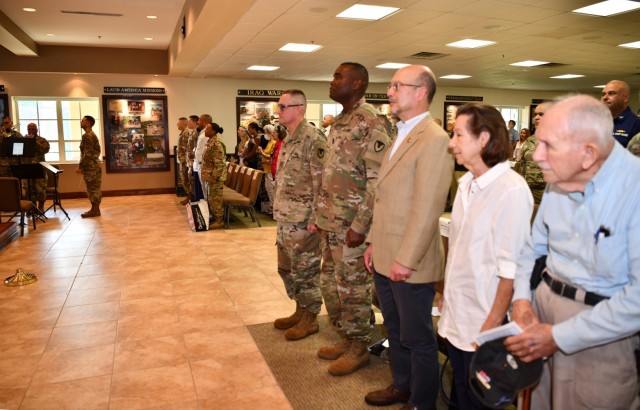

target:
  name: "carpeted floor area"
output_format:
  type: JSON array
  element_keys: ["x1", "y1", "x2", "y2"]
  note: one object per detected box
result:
[{"x1": 248, "y1": 316, "x2": 454, "y2": 410}]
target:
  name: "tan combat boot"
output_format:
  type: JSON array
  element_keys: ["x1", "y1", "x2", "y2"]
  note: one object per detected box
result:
[
  {"x1": 273, "y1": 302, "x2": 303, "y2": 330},
  {"x1": 328, "y1": 340, "x2": 370, "y2": 376},
  {"x1": 81, "y1": 202, "x2": 101, "y2": 218},
  {"x1": 284, "y1": 309, "x2": 319, "y2": 340},
  {"x1": 318, "y1": 338, "x2": 351, "y2": 360},
  {"x1": 209, "y1": 220, "x2": 224, "y2": 229}
]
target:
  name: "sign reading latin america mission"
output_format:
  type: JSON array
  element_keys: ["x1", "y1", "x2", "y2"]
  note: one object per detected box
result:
[{"x1": 104, "y1": 87, "x2": 166, "y2": 94}]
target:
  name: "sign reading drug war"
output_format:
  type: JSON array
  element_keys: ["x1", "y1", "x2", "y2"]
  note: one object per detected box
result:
[
  {"x1": 104, "y1": 87, "x2": 166, "y2": 94},
  {"x1": 237, "y1": 89, "x2": 283, "y2": 97}
]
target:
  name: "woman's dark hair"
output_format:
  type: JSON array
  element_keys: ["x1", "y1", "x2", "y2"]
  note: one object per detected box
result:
[
  {"x1": 455, "y1": 103, "x2": 511, "y2": 167},
  {"x1": 248, "y1": 122, "x2": 263, "y2": 133},
  {"x1": 520, "y1": 128, "x2": 530, "y2": 140},
  {"x1": 275, "y1": 124, "x2": 287, "y2": 140},
  {"x1": 211, "y1": 123, "x2": 224, "y2": 134}
]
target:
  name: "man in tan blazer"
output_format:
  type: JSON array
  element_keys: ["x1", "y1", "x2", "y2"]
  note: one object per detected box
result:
[{"x1": 364, "y1": 65, "x2": 453, "y2": 410}]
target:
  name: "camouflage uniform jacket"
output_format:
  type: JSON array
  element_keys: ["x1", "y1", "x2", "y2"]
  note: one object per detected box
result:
[
  {"x1": 186, "y1": 128, "x2": 198, "y2": 167},
  {"x1": 316, "y1": 98, "x2": 392, "y2": 234},
  {"x1": 201, "y1": 136, "x2": 227, "y2": 183},
  {"x1": 520, "y1": 135, "x2": 545, "y2": 189},
  {"x1": 177, "y1": 128, "x2": 190, "y2": 164},
  {"x1": 79, "y1": 130, "x2": 101, "y2": 170},
  {"x1": 273, "y1": 119, "x2": 326, "y2": 224},
  {"x1": 1, "y1": 129, "x2": 23, "y2": 138}
]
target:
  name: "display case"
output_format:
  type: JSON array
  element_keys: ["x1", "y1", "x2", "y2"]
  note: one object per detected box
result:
[{"x1": 102, "y1": 95, "x2": 169, "y2": 173}]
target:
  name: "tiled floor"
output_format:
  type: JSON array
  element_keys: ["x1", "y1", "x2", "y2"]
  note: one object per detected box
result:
[{"x1": 0, "y1": 195, "x2": 296, "y2": 409}]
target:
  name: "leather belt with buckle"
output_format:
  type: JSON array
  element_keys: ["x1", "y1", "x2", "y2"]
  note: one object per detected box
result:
[{"x1": 542, "y1": 271, "x2": 608, "y2": 307}]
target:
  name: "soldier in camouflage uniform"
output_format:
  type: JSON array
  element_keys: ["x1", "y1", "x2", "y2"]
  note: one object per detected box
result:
[
  {"x1": 201, "y1": 123, "x2": 227, "y2": 229},
  {"x1": 315, "y1": 62, "x2": 392, "y2": 376},
  {"x1": 520, "y1": 102, "x2": 551, "y2": 205},
  {"x1": 0, "y1": 116, "x2": 23, "y2": 177},
  {"x1": 21, "y1": 123, "x2": 50, "y2": 211},
  {"x1": 186, "y1": 115, "x2": 199, "y2": 201},
  {"x1": 176, "y1": 117, "x2": 192, "y2": 205},
  {"x1": 273, "y1": 89, "x2": 327, "y2": 341},
  {"x1": 76, "y1": 115, "x2": 102, "y2": 218}
]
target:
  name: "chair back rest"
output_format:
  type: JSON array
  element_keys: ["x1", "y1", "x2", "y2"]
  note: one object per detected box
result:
[
  {"x1": 225, "y1": 163, "x2": 237, "y2": 187},
  {"x1": 234, "y1": 166, "x2": 248, "y2": 193},
  {"x1": 246, "y1": 170, "x2": 264, "y2": 205},
  {"x1": 0, "y1": 177, "x2": 22, "y2": 211},
  {"x1": 240, "y1": 168, "x2": 255, "y2": 197}
]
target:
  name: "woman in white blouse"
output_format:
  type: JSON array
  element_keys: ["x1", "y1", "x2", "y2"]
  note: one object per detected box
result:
[{"x1": 438, "y1": 103, "x2": 533, "y2": 409}]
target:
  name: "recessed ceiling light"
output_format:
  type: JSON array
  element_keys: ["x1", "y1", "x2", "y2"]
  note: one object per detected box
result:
[
  {"x1": 446, "y1": 39, "x2": 496, "y2": 49},
  {"x1": 573, "y1": 0, "x2": 640, "y2": 17},
  {"x1": 23, "y1": 8, "x2": 36, "y2": 12},
  {"x1": 550, "y1": 74, "x2": 585, "y2": 79},
  {"x1": 440, "y1": 75, "x2": 471, "y2": 79},
  {"x1": 45, "y1": 33, "x2": 55, "y2": 37},
  {"x1": 594, "y1": 85, "x2": 606, "y2": 88},
  {"x1": 279, "y1": 43, "x2": 323, "y2": 53},
  {"x1": 619, "y1": 40, "x2": 640, "y2": 49},
  {"x1": 146, "y1": 15, "x2": 158, "y2": 19},
  {"x1": 510, "y1": 60, "x2": 549, "y2": 67},
  {"x1": 248, "y1": 65, "x2": 279, "y2": 71},
  {"x1": 336, "y1": 5, "x2": 399, "y2": 21},
  {"x1": 144, "y1": 37, "x2": 153, "y2": 41},
  {"x1": 376, "y1": 63, "x2": 410, "y2": 69}
]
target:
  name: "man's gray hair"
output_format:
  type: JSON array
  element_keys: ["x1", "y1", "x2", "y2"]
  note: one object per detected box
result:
[{"x1": 558, "y1": 95, "x2": 614, "y2": 151}]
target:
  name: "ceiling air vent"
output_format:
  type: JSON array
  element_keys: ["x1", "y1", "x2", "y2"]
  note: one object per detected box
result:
[
  {"x1": 536, "y1": 63, "x2": 568, "y2": 68},
  {"x1": 409, "y1": 51, "x2": 448, "y2": 60},
  {"x1": 61, "y1": 10, "x2": 123, "y2": 17}
]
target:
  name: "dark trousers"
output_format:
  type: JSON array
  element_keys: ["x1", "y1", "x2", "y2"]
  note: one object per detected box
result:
[
  {"x1": 192, "y1": 170, "x2": 204, "y2": 201},
  {"x1": 446, "y1": 340, "x2": 488, "y2": 410},
  {"x1": 373, "y1": 271, "x2": 439, "y2": 408}
]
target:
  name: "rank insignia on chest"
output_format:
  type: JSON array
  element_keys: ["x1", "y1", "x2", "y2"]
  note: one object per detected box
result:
[
  {"x1": 374, "y1": 140, "x2": 386, "y2": 152},
  {"x1": 318, "y1": 148, "x2": 325, "y2": 158}
]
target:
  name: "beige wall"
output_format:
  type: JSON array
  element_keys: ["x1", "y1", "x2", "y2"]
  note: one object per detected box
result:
[{"x1": 0, "y1": 71, "x2": 597, "y2": 193}]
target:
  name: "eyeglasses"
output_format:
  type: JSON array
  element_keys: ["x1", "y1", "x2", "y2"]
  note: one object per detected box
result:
[
  {"x1": 387, "y1": 82, "x2": 423, "y2": 91},
  {"x1": 277, "y1": 104, "x2": 303, "y2": 110}
]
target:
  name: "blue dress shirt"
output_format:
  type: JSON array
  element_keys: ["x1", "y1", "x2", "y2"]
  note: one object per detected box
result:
[{"x1": 514, "y1": 143, "x2": 640, "y2": 354}]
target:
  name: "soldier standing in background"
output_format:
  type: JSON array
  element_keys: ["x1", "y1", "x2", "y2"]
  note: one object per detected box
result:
[
  {"x1": 176, "y1": 117, "x2": 192, "y2": 205},
  {"x1": 0, "y1": 116, "x2": 22, "y2": 177},
  {"x1": 186, "y1": 115, "x2": 199, "y2": 201},
  {"x1": 272, "y1": 89, "x2": 327, "y2": 341},
  {"x1": 76, "y1": 115, "x2": 102, "y2": 218},
  {"x1": 315, "y1": 62, "x2": 392, "y2": 376},
  {"x1": 200, "y1": 122, "x2": 226, "y2": 229},
  {"x1": 22, "y1": 123, "x2": 50, "y2": 211}
]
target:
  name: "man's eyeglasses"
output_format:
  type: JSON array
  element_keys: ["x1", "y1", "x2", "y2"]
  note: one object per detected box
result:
[
  {"x1": 387, "y1": 82, "x2": 423, "y2": 92},
  {"x1": 277, "y1": 104, "x2": 303, "y2": 110}
]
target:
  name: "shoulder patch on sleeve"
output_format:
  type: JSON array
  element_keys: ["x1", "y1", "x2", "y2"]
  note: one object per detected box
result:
[
  {"x1": 374, "y1": 140, "x2": 386, "y2": 152},
  {"x1": 318, "y1": 148, "x2": 325, "y2": 159}
]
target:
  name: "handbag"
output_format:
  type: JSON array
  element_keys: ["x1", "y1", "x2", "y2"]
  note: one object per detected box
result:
[{"x1": 186, "y1": 199, "x2": 210, "y2": 231}]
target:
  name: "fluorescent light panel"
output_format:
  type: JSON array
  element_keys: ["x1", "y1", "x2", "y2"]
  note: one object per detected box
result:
[
  {"x1": 440, "y1": 75, "x2": 471, "y2": 79},
  {"x1": 594, "y1": 85, "x2": 606, "y2": 88},
  {"x1": 336, "y1": 5, "x2": 399, "y2": 21},
  {"x1": 573, "y1": 0, "x2": 640, "y2": 16},
  {"x1": 619, "y1": 41, "x2": 640, "y2": 49},
  {"x1": 446, "y1": 39, "x2": 495, "y2": 49},
  {"x1": 376, "y1": 63, "x2": 410, "y2": 69},
  {"x1": 510, "y1": 60, "x2": 549, "y2": 67},
  {"x1": 23, "y1": 8, "x2": 36, "y2": 12},
  {"x1": 248, "y1": 65, "x2": 279, "y2": 71},
  {"x1": 550, "y1": 74, "x2": 584, "y2": 79},
  {"x1": 279, "y1": 43, "x2": 322, "y2": 53}
]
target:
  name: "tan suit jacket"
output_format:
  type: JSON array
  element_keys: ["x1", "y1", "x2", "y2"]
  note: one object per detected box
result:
[{"x1": 368, "y1": 115, "x2": 453, "y2": 284}]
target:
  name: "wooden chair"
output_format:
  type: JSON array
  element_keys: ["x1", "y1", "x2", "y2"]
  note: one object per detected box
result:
[
  {"x1": 223, "y1": 170, "x2": 264, "y2": 228},
  {"x1": 0, "y1": 177, "x2": 37, "y2": 236}
]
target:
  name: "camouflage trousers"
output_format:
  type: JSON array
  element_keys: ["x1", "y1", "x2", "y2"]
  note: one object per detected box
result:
[
  {"x1": 22, "y1": 175, "x2": 48, "y2": 202},
  {"x1": 276, "y1": 221, "x2": 322, "y2": 314},
  {"x1": 206, "y1": 180, "x2": 223, "y2": 221},
  {"x1": 320, "y1": 230, "x2": 372, "y2": 343},
  {"x1": 83, "y1": 165, "x2": 102, "y2": 205},
  {"x1": 179, "y1": 162, "x2": 193, "y2": 199}
]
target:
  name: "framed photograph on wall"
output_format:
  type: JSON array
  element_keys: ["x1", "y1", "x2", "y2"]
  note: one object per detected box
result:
[
  {"x1": 0, "y1": 94, "x2": 9, "y2": 119},
  {"x1": 102, "y1": 94, "x2": 169, "y2": 173}
]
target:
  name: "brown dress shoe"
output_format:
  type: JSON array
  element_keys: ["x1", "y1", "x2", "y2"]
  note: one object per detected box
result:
[{"x1": 365, "y1": 384, "x2": 410, "y2": 406}]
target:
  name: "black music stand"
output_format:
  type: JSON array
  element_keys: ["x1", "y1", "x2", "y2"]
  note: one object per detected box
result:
[
  {"x1": 40, "y1": 162, "x2": 69, "y2": 220},
  {"x1": 9, "y1": 164, "x2": 47, "y2": 223}
]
